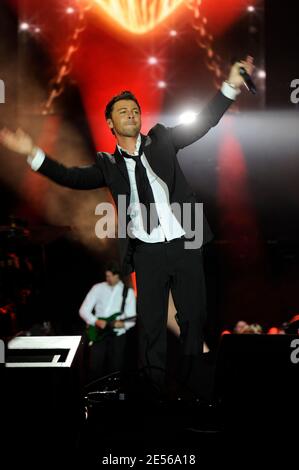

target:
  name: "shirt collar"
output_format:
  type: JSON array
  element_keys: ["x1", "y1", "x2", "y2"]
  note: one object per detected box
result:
[
  {"x1": 117, "y1": 133, "x2": 141, "y2": 156},
  {"x1": 107, "y1": 280, "x2": 123, "y2": 289}
]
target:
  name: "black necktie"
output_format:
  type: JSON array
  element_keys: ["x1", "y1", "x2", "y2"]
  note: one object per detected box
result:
[{"x1": 121, "y1": 143, "x2": 159, "y2": 234}]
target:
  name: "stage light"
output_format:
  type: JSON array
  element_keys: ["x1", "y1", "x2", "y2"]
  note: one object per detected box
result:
[
  {"x1": 34, "y1": 27, "x2": 41, "y2": 34},
  {"x1": 93, "y1": 0, "x2": 183, "y2": 34},
  {"x1": 178, "y1": 111, "x2": 197, "y2": 124},
  {"x1": 247, "y1": 5, "x2": 255, "y2": 12},
  {"x1": 19, "y1": 22, "x2": 30, "y2": 31},
  {"x1": 169, "y1": 29, "x2": 177, "y2": 37},
  {"x1": 66, "y1": 7, "x2": 75, "y2": 14},
  {"x1": 148, "y1": 57, "x2": 158, "y2": 65},
  {"x1": 257, "y1": 70, "x2": 266, "y2": 79},
  {"x1": 221, "y1": 330, "x2": 231, "y2": 336},
  {"x1": 157, "y1": 81, "x2": 167, "y2": 89}
]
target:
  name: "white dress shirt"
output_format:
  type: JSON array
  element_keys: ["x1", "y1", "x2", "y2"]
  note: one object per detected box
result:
[
  {"x1": 79, "y1": 280, "x2": 136, "y2": 336},
  {"x1": 27, "y1": 84, "x2": 239, "y2": 242},
  {"x1": 118, "y1": 133, "x2": 186, "y2": 242}
]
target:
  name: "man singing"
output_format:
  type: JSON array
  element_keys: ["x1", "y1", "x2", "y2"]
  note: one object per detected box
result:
[{"x1": 0, "y1": 56, "x2": 254, "y2": 398}]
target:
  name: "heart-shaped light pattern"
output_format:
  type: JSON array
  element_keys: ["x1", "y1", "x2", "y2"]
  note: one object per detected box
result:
[{"x1": 94, "y1": 0, "x2": 184, "y2": 34}]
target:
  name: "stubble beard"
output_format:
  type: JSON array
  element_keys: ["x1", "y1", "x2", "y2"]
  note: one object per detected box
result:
[{"x1": 116, "y1": 122, "x2": 140, "y2": 138}]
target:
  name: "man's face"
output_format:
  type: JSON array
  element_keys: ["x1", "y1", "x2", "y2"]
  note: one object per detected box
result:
[
  {"x1": 234, "y1": 320, "x2": 248, "y2": 334},
  {"x1": 105, "y1": 270, "x2": 120, "y2": 286},
  {"x1": 107, "y1": 99, "x2": 141, "y2": 138}
]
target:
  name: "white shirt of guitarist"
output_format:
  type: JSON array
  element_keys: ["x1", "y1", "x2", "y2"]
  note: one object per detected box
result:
[{"x1": 79, "y1": 280, "x2": 136, "y2": 336}]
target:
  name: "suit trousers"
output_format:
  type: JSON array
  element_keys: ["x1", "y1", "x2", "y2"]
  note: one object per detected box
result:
[{"x1": 133, "y1": 237, "x2": 207, "y2": 394}]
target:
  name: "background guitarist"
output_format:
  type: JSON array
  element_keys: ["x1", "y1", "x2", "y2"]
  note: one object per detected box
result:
[{"x1": 79, "y1": 262, "x2": 136, "y2": 382}]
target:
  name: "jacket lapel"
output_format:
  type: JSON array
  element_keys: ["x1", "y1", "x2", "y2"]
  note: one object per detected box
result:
[
  {"x1": 113, "y1": 145, "x2": 130, "y2": 190},
  {"x1": 142, "y1": 133, "x2": 173, "y2": 193}
]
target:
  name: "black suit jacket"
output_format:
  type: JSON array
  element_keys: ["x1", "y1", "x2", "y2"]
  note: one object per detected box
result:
[{"x1": 38, "y1": 91, "x2": 233, "y2": 274}]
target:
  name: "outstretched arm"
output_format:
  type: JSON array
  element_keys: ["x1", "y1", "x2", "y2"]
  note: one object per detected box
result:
[
  {"x1": 0, "y1": 128, "x2": 105, "y2": 189},
  {"x1": 167, "y1": 56, "x2": 254, "y2": 151}
]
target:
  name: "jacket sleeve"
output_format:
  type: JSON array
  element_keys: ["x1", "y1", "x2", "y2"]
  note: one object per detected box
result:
[
  {"x1": 166, "y1": 90, "x2": 233, "y2": 151},
  {"x1": 37, "y1": 154, "x2": 106, "y2": 190}
]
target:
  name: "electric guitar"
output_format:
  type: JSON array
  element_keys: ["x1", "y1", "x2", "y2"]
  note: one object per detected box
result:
[{"x1": 87, "y1": 312, "x2": 136, "y2": 344}]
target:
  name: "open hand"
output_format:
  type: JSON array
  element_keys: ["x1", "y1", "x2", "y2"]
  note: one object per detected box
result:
[{"x1": 0, "y1": 127, "x2": 35, "y2": 155}]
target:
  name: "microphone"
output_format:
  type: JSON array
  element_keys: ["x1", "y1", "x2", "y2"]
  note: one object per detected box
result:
[{"x1": 239, "y1": 66, "x2": 257, "y2": 94}]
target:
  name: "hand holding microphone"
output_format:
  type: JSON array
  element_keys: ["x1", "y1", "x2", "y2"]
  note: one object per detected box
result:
[
  {"x1": 239, "y1": 65, "x2": 257, "y2": 94},
  {"x1": 226, "y1": 55, "x2": 257, "y2": 94}
]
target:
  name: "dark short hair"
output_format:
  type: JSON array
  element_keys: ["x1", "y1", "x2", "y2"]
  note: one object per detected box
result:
[
  {"x1": 105, "y1": 90, "x2": 141, "y2": 121},
  {"x1": 105, "y1": 261, "x2": 121, "y2": 276}
]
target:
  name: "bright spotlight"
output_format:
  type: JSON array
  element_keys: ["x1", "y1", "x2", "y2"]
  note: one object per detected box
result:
[
  {"x1": 157, "y1": 81, "x2": 167, "y2": 89},
  {"x1": 247, "y1": 5, "x2": 255, "y2": 12},
  {"x1": 19, "y1": 22, "x2": 30, "y2": 31},
  {"x1": 148, "y1": 57, "x2": 158, "y2": 65},
  {"x1": 179, "y1": 111, "x2": 197, "y2": 125},
  {"x1": 257, "y1": 70, "x2": 266, "y2": 79}
]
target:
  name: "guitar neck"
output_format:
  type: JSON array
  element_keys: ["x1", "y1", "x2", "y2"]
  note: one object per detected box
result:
[{"x1": 98, "y1": 313, "x2": 136, "y2": 323}]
